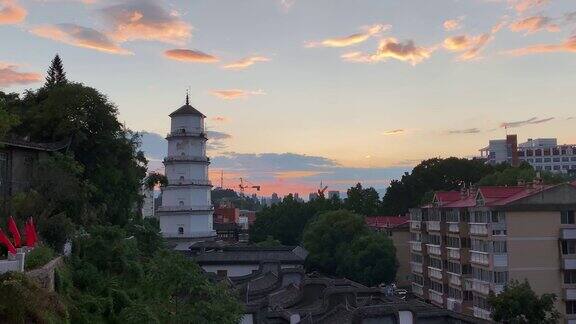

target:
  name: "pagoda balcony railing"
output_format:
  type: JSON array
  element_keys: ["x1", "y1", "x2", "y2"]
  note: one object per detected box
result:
[
  {"x1": 166, "y1": 131, "x2": 207, "y2": 139},
  {"x1": 163, "y1": 156, "x2": 210, "y2": 163},
  {"x1": 157, "y1": 205, "x2": 213, "y2": 212},
  {"x1": 167, "y1": 178, "x2": 212, "y2": 186}
]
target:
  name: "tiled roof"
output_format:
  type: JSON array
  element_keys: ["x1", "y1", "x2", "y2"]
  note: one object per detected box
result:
[
  {"x1": 169, "y1": 104, "x2": 206, "y2": 118},
  {"x1": 434, "y1": 191, "x2": 462, "y2": 205},
  {"x1": 0, "y1": 136, "x2": 71, "y2": 152}
]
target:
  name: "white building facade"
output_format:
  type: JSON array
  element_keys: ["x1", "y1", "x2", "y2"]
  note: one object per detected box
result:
[{"x1": 157, "y1": 97, "x2": 215, "y2": 241}]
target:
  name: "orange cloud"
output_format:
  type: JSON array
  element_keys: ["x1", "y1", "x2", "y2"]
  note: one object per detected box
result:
[
  {"x1": 509, "y1": 15, "x2": 559, "y2": 34},
  {"x1": 210, "y1": 89, "x2": 265, "y2": 100},
  {"x1": 101, "y1": 0, "x2": 191, "y2": 45},
  {"x1": 0, "y1": 0, "x2": 26, "y2": 24},
  {"x1": 505, "y1": 35, "x2": 576, "y2": 56},
  {"x1": 221, "y1": 55, "x2": 270, "y2": 70},
  {"x1": 305, "y1": 24, "x2": 389, "y2": 48},
  {"x1": 31, "y1": 24, "x2": 131, "y2": 54},
  {"x1": 443, "y1": 22, "x2": 503, "y2": 61},
  {"x1": 443, "y1": 17, "x2": 464, "y2": 31},
  {"x1": 510, "y1": 0, "x2": 549, "y2": 13},
  {"x1": 382, "y1": 129, "x2": 404, "y2": 136},
  {"x1": 342, "y1": 38, "x2": 434, "y2": 65},
  {"x1": 211, "y1": 116, "x2": 228, "y2": 123},
  {"x1": 0, "y1": 62, "x2": 41, "y2": 87},
  {"x1": 164, "y1": 49, "x2": 219, "y2": 63}
]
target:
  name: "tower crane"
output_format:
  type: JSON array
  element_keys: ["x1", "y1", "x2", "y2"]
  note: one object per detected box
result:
[
  {"x1": 317, "y1": 181, "x2": 328, "y2": 198},
  {"x1": 239, "y1": 178, "x2": 261, "y2": 195}
]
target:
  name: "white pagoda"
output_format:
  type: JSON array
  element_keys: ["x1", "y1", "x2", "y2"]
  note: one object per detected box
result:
[{"x1": 158, "y1": 95, "x2": 215, "y2": 244}]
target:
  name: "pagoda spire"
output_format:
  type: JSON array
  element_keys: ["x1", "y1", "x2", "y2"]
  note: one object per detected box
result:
[{"x1": 185, "y1": 89, "x2": 190, "y2": 105}]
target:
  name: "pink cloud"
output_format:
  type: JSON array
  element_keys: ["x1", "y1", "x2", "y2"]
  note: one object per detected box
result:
[
  {"x1": 443, "y1": 17, "x2": 464, "y2": 31},
  {"x1": 210, "y1": 89, "x2": 265, "y2": 100},
  {"x1": 509, "y1": 15, "x2": 559, "y2": 34},
  {"x1": 164, "y1": 49, "x2": 219, "y2": 63},
  {"x1": 510, "y1": 0, "x2": 549, "y2": 13},
  {"x1": 221, "y1": 55, "x2": 270, "y2": 70},
  {"x1": 0, "y1": 0, "x2": 26, "y2": 25},
  {"x1": 505, "y1": 35, "x2": 576, "y2": 56},
  {"x1": 442, "y1": 22, "x2": 504, "y2": 61},
  {"x1": 0, "y1": 62, "x2": 41, "y2": 87},
  {"x1": 305, "y1": 24, "x2": 389, "y2": 48},
  {"x1": 31, "y1": 24, "x2": 131, "y2": 54},
  {"x1": 342, "y1": 38, "x2": 434, "y2": 65},
  {"x1": 101, "y1": 0, "x2": 191, "y2": 45}
]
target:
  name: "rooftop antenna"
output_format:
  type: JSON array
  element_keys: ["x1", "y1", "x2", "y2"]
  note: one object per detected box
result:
[{"x1": 185, "y1": 88, "x2": 190, "y2": 105}]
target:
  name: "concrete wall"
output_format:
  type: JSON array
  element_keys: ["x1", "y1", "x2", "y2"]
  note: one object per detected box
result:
[
  {"x1": 162, "y1": 186, "x2": 211, "y2": 206},
  {"x1": 391, "y1": 229, "x2": 411, "y2": 287},
  {"x1": 170, "y1": 115, "x2": 203, "y2": 133},
  {"x1": 507, "y1": 211, "x2": 563, "y2": 316},
  {"x1": 167, "y1": 138, "x2": 206, "y2": 157},
  {"x1": 160, "y1": 212, "x2": 214, "y2": 238},
  {"x1": 166, "y1": 163, "x2": 208, "y2": 181},
  {"x1": 26, "y1": 256, "x2": 63, "y2": 292},
  {"x1": 0, "y1": 252, "x2": 25, "y2": 274}
]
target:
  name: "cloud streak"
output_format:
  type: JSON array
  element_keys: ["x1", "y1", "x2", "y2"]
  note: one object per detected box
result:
[
  {"x1": 221, "y1": 55, "x2": 270, "y2": 70},
  {"x1": 342, "y1": 37, "x2": 434, "y2": 65},
  {"x1": 505, "y1": 36, "x2": 576, "y2": 56},
  {"x1": 0, "y1": 62, "x2": 42, "y2": 87},
  {"x1": 164, "y1": 49, "x2": 219, "y2": 63},
  {"x1": 31, "y1": 24, "x2": 131, "y2": 54},
  {"x1": 101, "y1": 0, "x2": 192, "y2": 44},
  {"x1": 509, "y1": 15, "x2": 559, "y2": 34},
  {"x1": 501, "y1": 117, "x2": 554, "y2": 128},
  {"x1": 443, "y1": 22, "x2": 503, "y2": 61},
  {"x1": 382, "y1": 129, "x2": 404, "y2": 136},
  {"x1": 305, "y1": 24, "x2": 388, "y2": 48},
  {"x1": 510, "y1": 0, "x2": 549, "y2": 13},
  {"x1": 210, "y1": 89, "x2": 265, "y2": 100},
  {"x1": 443, "y1": 17, "x2": 464, "y2": 31},
  {"x1": 447, "y1": 128, "x2": 481, "y2": 134},
  {"x1": 0, "y1": 0, "x2": 26, "y2": 24}
]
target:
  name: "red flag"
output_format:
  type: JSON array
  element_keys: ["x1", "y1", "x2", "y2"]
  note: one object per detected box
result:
[
  {"x1": 7, "y1": 216, "x2": 21, "y2": 248},
  {"x1": 25, "y1": 219, "x2": 33, "y2": 247},
  {"x1": 0, "y1": 229, "x2": 17, "y2": 255}
]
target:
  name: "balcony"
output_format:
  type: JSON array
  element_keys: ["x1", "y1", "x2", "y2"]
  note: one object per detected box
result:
[
  {"x1": 163, "y1": 156, "x2": 210, "y2": 163},
  {"x1": 411, "y1": 241, "x2": 422, "y2": 252},
  {"x1": 470, "y1": 223, "x2": 488, "y2": 236},
  {"x1": 427, "y1": 244, "x2": 442, "y2": 256},
  {"x1": 463, "y1": 278, "x2": 473, "y2": 290},
  {"x1": 473, "y1": 307, "x2": 491, "y2": 320},
  {"x1": 428, "y1": 267, "x2": 443, "y2": 280},
  {"x1": 411, "y1": 262, "x2": 423, "y2": 274},
  {"x1": 563, "y1": 258, "x2": 576, "y2": 270},
  {"x1": 429, "y1": 290, "x2": 444, "y2": 305},
  {"x1": 410, "y1": 221, "x2": 421, "y2": 231},
  {"x1": 493, "y1": 254, "x2": 508, "y2": 267},
  {"x1": 427, "y1": 221, "x2": 441, "y2": 231},
  {"x1": 470, "y1": 251, "x2": 489, "y2": 266},
  {"x1": 411, "y1": 283, "x2": 424, "y2": 296},
  {"x1": 447, "y1": 298, "x2": 462, "y2": 312},
  {"x1": 447, "y1": 222, "x2": 460, "y2": 233},
  {"x1": 447, "y1": 247, "x2": 460, "y2": 260},
  {"x1": 471, "y1": 280, "x2": 490, "y2": 295},
  {"x1": 166, "y1": 130, "x2": 207, "y2": 139},
  {"x1": 448, "y1": 273, "x2": 462, "y2": 286},
  {"x1": 167, "y1": 178, "x2": 212, "y2": 186},
  {"x1": 157, "y1": 205, "x2": 214, "y2": 212}
]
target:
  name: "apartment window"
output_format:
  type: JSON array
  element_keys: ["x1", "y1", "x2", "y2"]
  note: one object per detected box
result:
[
  {"x1": 544, "y1": 158, "x2": 551, "y2": 163},
  {"x1": 493, "y1": 271, "x2": 508, "y2": 284},
  {"x1": 544, "y1": 149, "x2": 551, "y2": 156},
  {"x1": 572, "y1": 157, "x2": 576, "y2": 162},
  {"x1": 563, "y1": 165, "x2": 570, "y2": 170},
  {"x1": 572, "y1": 165, "x2": 576, "y2": 170},
  {"x1": 472, "y1": 267, "x2": 491, "y2": 282},
  {"x1": 567, "y1": 301, "x2": 576, "y2": 315},
  {"x1": 527, "y1": 158, "x2": 534, "y2": 163},
  {"x1": 411, "y1": 232, "x2": 422, "y2": 242},
  {"x1": 446, "y1": 236, "x2": 460, "y2": 248},
  {"x1": 491, "y1": 211, "x2": 505, "y2": 223},
  {"x1": 429, "y1": 280, "x2": 443, "y2": 293},
  {"x1": 473, "y1": 295, "x2": 490, "y2": 310},
  {"x1": 413, "y1": 274, "x2": 424, "y2": 285},
  {"x1": 464, "y1": 291, "x2": 473, "y2": 301},
  {"x1": 562, "y1": 149, "x2": 568, "y2": 155},
  {"x1": 535, "y1": 158, "x2": 542, "y2": 163},
  {"x1": 492, "y1": 229, "x2": 507, "y2": 236},
  {"x1": 411, "y1": 253, "x2": 423, "y2": 263},
  {"x1": 460, "y1": 210, "x2": 470, "y2": 222},
  {"x1": 545, "y1": 166, "x2": 552, "y2": 171},
  {"x1": 446, "y1": 209, "x2": 459, "y2": 223},
  {"x1": 554, "y1": 165, "x2": 561, "y2": 170},
  {"x1": 553, "y1": 149, "x2": 560, "y2": 155},
  {"x1": 429, "y1": 257, "x2": 443, "y2": 269},
  {"x1": 562, "y1": 240, "x2": 576, "y2": 255},
  {"x1": 447, "y1": 261, "x2": 461, "y2": 274},
  {"x1": 563, "y1": 157, "x2": 570, "y2": 162},
  {"x1": 564, "y1": 270, "x2": 576, "y2": 284},
  {"x1": 526, "y1": 150, "x2": 533, "y2": 156},
  {"x1": 178, "y1": 227, "x2": 184, "y2": 235},
  {"x1": 448, "y1": 287, "x2": 462, "y2": 300},
  {"x1": 493, "y1": 241, "x2": 507, "y2": 253},
  {"x1": 427, "y1": 234, "x2": 441, "y2": 245},
  {"x1": 535, "y1": 149, "x2": 542, "y2": 156},
  {"x1": 535, "y1": 166, "x2": 543, "y2": 170},
  {"x1": 472, "y1": 211, "x2": 488, "y2": 223},
  {"x1": 553, "y1": 157, "x2": 561, "y2": 162},
  {"x1": 471, "y1": 239, "x2": 490, "y2": 252}
]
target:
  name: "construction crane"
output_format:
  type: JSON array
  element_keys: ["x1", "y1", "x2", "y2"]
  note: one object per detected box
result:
[
  {"x1": 239, "y1": 178, "x2": 261, "y2": 195},
  {"x1": 317, "y1": 181, "x2": 328, "y2": 198}
]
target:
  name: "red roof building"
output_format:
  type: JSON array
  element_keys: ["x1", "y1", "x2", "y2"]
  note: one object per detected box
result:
[{"x1": 365, "y1": 216, "x2": 409, "y2": 230}]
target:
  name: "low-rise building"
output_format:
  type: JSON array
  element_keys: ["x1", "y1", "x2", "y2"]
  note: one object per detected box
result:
[{"x1": 409, "y1": 182, "x2": 576, "y2": 321}]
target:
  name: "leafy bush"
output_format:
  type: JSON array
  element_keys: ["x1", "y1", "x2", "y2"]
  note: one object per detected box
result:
[
  {"x1": 39, "y1": 213, "x2": 75, "y2": 253},
  {"x1": 25, "y1": 245, "x2": 56, "y2": 271}
]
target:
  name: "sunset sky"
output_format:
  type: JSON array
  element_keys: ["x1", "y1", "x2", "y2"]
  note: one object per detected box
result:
[{"x1": 1, "y1": 0, "x2": 576, "y2": 197}]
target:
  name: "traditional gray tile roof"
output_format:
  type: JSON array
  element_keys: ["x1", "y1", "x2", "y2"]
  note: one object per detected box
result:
[
  {"x1": 186, "y1": 244, "x2": 308, "y2": 265},
  {"x1": 169, "y1": 104, "x2": 206, "y2": 118},
  {"x1": 0, "y1": 135, "x2": 71, "y2": 151}
]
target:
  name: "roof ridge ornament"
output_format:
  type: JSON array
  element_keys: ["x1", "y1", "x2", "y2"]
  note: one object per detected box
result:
[{"x1": 185, "y1": 89, "x2": 190, "y2": 105}]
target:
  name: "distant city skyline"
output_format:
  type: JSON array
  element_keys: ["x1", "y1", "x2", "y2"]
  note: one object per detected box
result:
[{"x1": 2, "y1": 0, "x2": 576, "y2": 196}]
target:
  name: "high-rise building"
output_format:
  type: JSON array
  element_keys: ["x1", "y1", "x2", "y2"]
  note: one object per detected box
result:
[
  {"x1": 480, "y1": 135, "x2": 576, "y2": 173},
  {"x1": 409, "y1": 182, "x2": 576, "y2": 321},
  {"x1": 157, "y1": 96, "x2": 215, "y2": 246},
  {"x1": 328, "y1": 190, "x2": 340, "y2": 200},
  {"x1": 141, "y1": 185, "x2": 155, "y2": 219}
]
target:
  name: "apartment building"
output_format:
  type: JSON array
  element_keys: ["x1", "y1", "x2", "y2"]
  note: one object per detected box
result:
[
  {"x1": 479, "y1": 135, "x2": 576, "y2": 173},
  {"x1": 409, "y1": 181, "x2": 576, "y2": 322}
]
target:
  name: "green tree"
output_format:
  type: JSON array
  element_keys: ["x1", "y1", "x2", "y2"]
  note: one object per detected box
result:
[
  {"x1": 255, "y1": 235, "x2": 282, "y2": 247},
  {"x1": 345, "y1": 232, "x2": 398, "y2": 285},
  {"x1": 488, "y1": 279, "x2": 559, "y2": 323},
  {"x1": 478, "y1": 162, "x2": 568, "y2": 186},
  {"x1": 45, "y1": 54, "x2": 67, "y2": 87},
  {"x1": 344, "y1": 183, "x2": 381, "y2": 216},
  {"x1": 381, "y1": 157, "x2": 495, "y2": 215},
  {"x1": 144, "y1": 172, "x2": 167, "y2": 190},
  {"x1": 0, "y1": 92, "x2": 19, "y2": 140}
]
